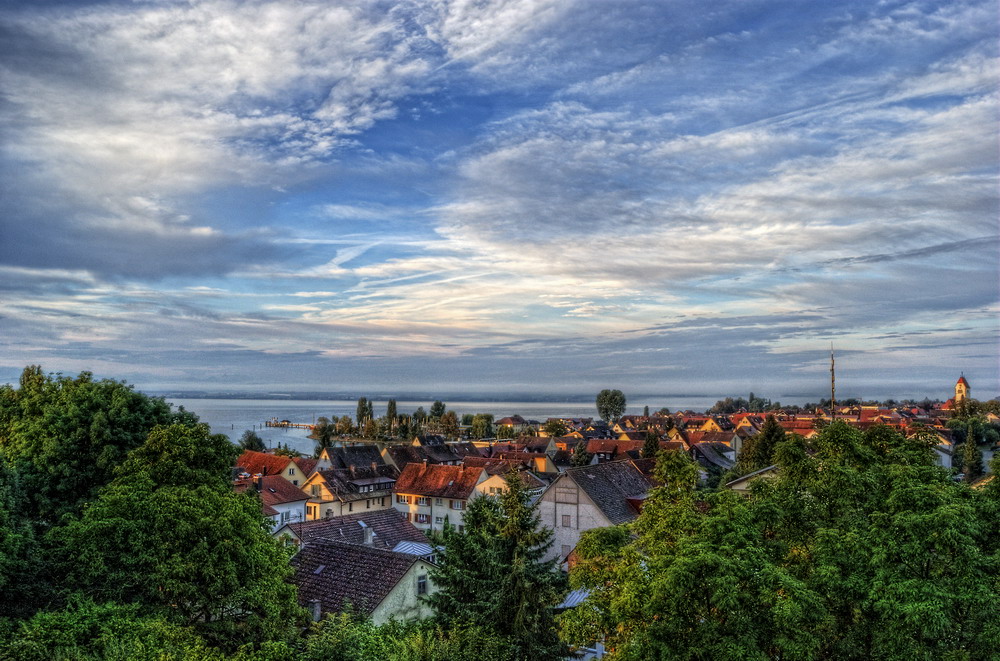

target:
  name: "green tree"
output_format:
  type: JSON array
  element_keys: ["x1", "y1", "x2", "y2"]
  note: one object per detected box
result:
[
  {"x1": 641, "y1": 430, "x2": 659, "y2": 459},
  {"x1": 335, "y1": 415, "x2": 354, "y2": 436},
  {"x1": 733, "y1": 414, "x2": 784, "y2": 475},
  {"x1": 570, "y1": 441, "x2": 591, "y2": 467},
  {"x1": 238, "y1": 429, "x2": 266, "y2": 452},
  {"x1": 426, "y1": 472, "x2": 567, "y2": 659},
  {"x1": 356, "y1": 398, "x2": 373, "y2": 427},
  {"x1": 441, "y1": 411, "x2": 460, "y2": 440},
  {"x1": 961, "y1": 429, "x2": 985, "y2": 483},
  {"x1": 0, "y1": 366, "x2": 179, "y2": 522},
  {"x1": 471, "y1": 414, "x2": 494, "y2": 439},
  {"x1": 54, "y1": 423, "x2": 305, "y2": 650},
  {"x1": 496, "y1": 424, "x2": 515, "y2": 440},
  {"x1": 0, "y1": 456, "x2": 45, "y2": 619},
  {"x1": 386, "y1": 399, "x2": 398, "y2": 431},
  {"x1": 543, "y1": 419, "x2": 568, "y2": 438},
  {"x1": 595, "y1": 389, "x2": 626, "y2": 423},
  {"x1": 429, "y1": 401, "x2": 447, "y2": 420}
]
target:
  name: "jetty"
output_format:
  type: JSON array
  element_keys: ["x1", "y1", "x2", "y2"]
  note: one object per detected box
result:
[{"x1": 264, "y1": 417, "x2": 314, "y2": 430}]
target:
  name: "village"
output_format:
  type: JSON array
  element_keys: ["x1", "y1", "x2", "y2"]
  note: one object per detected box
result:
[{"x1": 233, "y1": 376, "x2": 997, "y2": 635}]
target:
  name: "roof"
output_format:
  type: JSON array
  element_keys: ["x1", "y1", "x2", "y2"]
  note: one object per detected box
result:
[
  {"x1": 291, "y1": 540, "x2": 424, "y2": 617},
  {"x1": 293, "y1": 457, "x2": 319, "y2": 476},
  {"x1": 957, "y1": 375, "x2": 970, "y2": 386},
  {"x1": 725, "y1": 464, "x2": 779, "y2": 489},
  {"x1": 285, "y1": 508, "x2": 427, "y2": 550},
  {"x1": 690, "y1": 442, "x2": 735, "y2": 469},
  {"x1": 327, "y1": 446, "x2": 386, "y2": 470},
  {"x1": 235, "y1": 450, "x2": 292, "y2": 477},
  {"x1": 565, "y1": 460, "x2": 652, "y2": 525},
  {"x1": 314, "y1": 465, "x2": 400, "y2": 502},
  {"x1": 394, "y1": 463, "x2": 484, "y2": 499}
]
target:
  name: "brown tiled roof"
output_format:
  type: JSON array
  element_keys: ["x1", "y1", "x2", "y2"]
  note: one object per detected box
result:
[
  {"x1": 287, "y1": 508, "x2": 427, "y2": 550},
  {"x1": 235, "y1": 475, "x2": 310, "y2": 506},
  {"x1": 394, "y1": 463, "x2": 483, "y2": 499},
  {"x1": 316, "y1": 465, "x2": 400, "y2": 503},
  {"x1": 451, "y1": 442, "x2": 483, "y2": 458},
  {"x1": 685, "y1": 431, "x2": 734, "y2": 445},
  {"x1": 566, "y1": 460, "x2": 652, "y2": 525},
  {"x1": 291, "y1": 540, "x2": 422, "y2": 617},
  {"x1": 236, "y1": 450, "x2": 292, "y2": 477},
  {"x1": 328, "y1": 446, "x2": 386, "y2": 470}
]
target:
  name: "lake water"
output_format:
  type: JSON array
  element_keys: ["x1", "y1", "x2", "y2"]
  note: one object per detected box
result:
[{"x1": 167, "y1": 397, "x2": 725, "y2": 455}]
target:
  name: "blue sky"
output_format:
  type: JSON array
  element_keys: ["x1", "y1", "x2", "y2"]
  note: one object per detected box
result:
[{"x1": 1, "y1": 0, "x2": 997, "y2": 402}]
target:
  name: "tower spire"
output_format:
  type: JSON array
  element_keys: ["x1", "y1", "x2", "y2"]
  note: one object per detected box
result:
[{"x1": 830, "y1": 344, "x2": 836, "y2": 420}]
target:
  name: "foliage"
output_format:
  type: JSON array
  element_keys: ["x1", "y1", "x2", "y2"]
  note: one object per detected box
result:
[
  {"x1": 0, "y1": 366, "x2": 179, "y2": 523},
  {"x1": 355, "y1": 398, "x2": 373, "y2": 426},
  {"x1": 561, "y1": 422, "x2": 1000, "y2": 660},
  {"x1": 570, "y1": 440, "x2": 591, "y2": 467},
  {"x1": 595, "y1": 389, "x2": 627, "y2": 423},
  {"x1": 238, "y1": 430, "x2": 266, "y2": 452},
  {"x1": 733, "y1": 414, "x2": 785, "y2": 476},
  {"x1": 641, "y1": 430, "x2": 659, "y2": 458},
  {"x1": 299, "y1": 611, "x2": 400, "y2": 661},
  {"x1": 426, "y1": 472, "x2": 567, "y2": 660},
  {"x1": 543, "y1": 418, "x2": 568, "y2": 437},
  {"x1": 496, "y1": 424, "x2": 515, "y2": 440},
  {"x1": 440, "y1": 411, "x2": 460, "y2": 440},
  {"x1": 471, "y1": 413, "x2": 494, "y2": 439},
  {"x1": 386, "y1": 399, "x2": 398, "y2": 427},
  {"x1": 53, "y1": 423, "x2": 306, "y2": 650},
  {"x1": 0, "y1": 456, "x2": 45, "y2": 619},
  {"x1": 0, "y1": 598, "x2": 224, "y2": 661},
  {"x1": 429, "y1": 401, "x2": 447, "y2": 419}
]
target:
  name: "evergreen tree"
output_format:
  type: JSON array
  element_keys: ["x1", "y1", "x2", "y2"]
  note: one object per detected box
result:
[
  {"x1": 962, "y1": 421, "x2": 985, "y2": 482},
  {"x1": 641, "y1": 430, "x2": 659, "y2": 459},
  {"x1": 426, "y1": 472, "x2": 566, "y2": 659},
  {"x1": 570, "y1": 441, "x2": 591, "y2": 467},
  {"x1": 429, "y1": 401, "x2": 447, "y2": 420}
]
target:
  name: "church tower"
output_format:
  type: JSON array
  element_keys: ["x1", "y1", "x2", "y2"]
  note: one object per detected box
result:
[{"x1": 955, "y1": 374, "x2": 970, "y2": 404}]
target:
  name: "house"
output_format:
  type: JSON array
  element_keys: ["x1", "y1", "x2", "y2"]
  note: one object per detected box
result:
[
  {"x1": 725, "y1": 465, "x2": 779, "y2": 495},
  {"x1": 291, "y1": 540, "x2": 436, "y2": 625},
  {"x1": 275, "y1": 508, "x2": 431, "y2": 556},
  {"x1": 537, "y1": 460, "x2": 654, "y2": 562},
  {"x1": 316, "y1": 445, "x2": 386, "y2": 472},
  {"x1": 382, "y1": 444, "x2": 462, "y2": 470},
  {"x1": 302, "y1": 464, "x2": 399, "y2": 520},
  {"x1": 235, "y1": 475, "x2": 310, "y2": 531},
  {"x1": 235, "y1": 450, "x2": 306, "y2": 486},
  {"x1": 393, "y1": 463, "x2": 486, "y2": 533}
]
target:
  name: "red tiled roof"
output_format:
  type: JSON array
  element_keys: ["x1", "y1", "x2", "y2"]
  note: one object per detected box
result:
[
  {"x1": 957, "y1": 376, "x2": 969, "y2": 386},
  {"x1": 236, "y1": 450, "x2": 292, "y2": 477},
  {"x1": 394, "y1": 463, "x2": 483, "y2": 499},
  {"x1": 293, "y1": 457, "x2": 319, "y2": 476}
]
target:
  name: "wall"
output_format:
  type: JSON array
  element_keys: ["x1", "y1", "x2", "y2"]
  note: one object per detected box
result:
[{"x1": 371, "y1": 559, "x2": 436, "y2": 626}]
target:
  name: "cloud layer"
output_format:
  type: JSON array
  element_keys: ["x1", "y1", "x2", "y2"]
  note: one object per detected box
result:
[{"x1": 1, "y1": 0, "x2": 997, "y2": 400}]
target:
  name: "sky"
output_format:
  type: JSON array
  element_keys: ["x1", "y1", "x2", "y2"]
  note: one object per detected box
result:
[{"x1": 1, "y1": 0, "x2": 997, "y2": 402}]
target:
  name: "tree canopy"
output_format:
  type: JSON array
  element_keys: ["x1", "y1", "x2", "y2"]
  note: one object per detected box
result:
[{"x1": 596, "y1": 389, "x2": 626, "y2": 423}]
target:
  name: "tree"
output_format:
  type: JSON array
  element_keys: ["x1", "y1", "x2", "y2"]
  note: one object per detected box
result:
[
  {"x1": 0, "y1": 366, "x2": 179, "y2": 523},
  {"x1": 426, "y1": 471, "x2": 566, "y2": 659},
  {"x1": 733, "y1": 414, "x2": 784, "y2": 475},
  {"x1": 429, "y1": 401, "x2": 447, "y2": 420},
  {"x1": 471, "y1": 414, "x2": 494, "y2": 439},
  {"x1": 595, "y1": 389, "x2": 626, "y2": 423},
  {"x1": 570, "y1": 441, "x2": 591, "y2": 467},
  {"x1": 356, "y1": 398, "x2": 373, "y2": 427},
  {"x1": 54, "y1": 423, "x2": 305, "y2": 650},
  {"x1": 386, "y1": 399, "x2": 398, "y2": 431},
  {"x1": 641, "y1": 430, "x2": 659, "y2": 459},
  {"x1": 440, "y1": 411, "x2": 460, "y2": 441},
  {"x1": 335, "y1": 415, "x2": 354, "y2": 436},
  {"x1": 0, "y1": 457, "x2": 45, "y2": 619},
  {"x1": 543, "y1": 419, "x2": 568, "y2": 438},
  {"x1": 643, "y1": 405, "x2": 649, "y2": 417},
  {"x1": 239, "y1": 429, "x2": 267, "y2": 452},
  {"x1": 961, "y1": 422, "x2": 985, "y2": 482}
]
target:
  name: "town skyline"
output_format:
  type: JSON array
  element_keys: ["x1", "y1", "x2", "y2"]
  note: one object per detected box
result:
[{"x1": 1, "y1": 0, "x2": 997, "y2": 397}]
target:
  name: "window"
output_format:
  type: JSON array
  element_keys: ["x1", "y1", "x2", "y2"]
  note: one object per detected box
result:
[
  {"x1": 281, "y1": 510, "x2": 289, "y2": 523},
  {"x1": 307, "y1": 505, "x2": 315, "y2": 518},
  {"x1": 417, "y1": 575, "x2": 427, "y2": 595},
  {"x1": 311, "y1": 485, "x2": 320, "y2": 497},
  {"x1": 396, "y1": 495, "x2": 410, "y2": 504},
  {"x1": 451, "y1": 500, "x2": 465, "y2": 510},
  {"x1": 489, "y1": 486, "x2": 502, "y2": 495},
  {"x1": 289, "y1": 468, "x2": 296, "y2": 475},
  {"x1": 348, "y1": 502, "x2": 353, "y2": 512},
  {"x1": 415, "y1": 513, "x2": 430, "y2": 524},
  {"x1": 434, "y1": 516, "x2": 444, "y2": 524},
  {"x1": 417, "y1": 497, "x2": 430, "y2": 506},
  {"x1": 366, "y1": 499, "x2": 371, "y2": 509},
  {"x1": 292, "y1": 480, "x2": 299, "y2": 486},
  {"x1": 561, "y1": 514, "x2": 572, "y2": 527},
  {"x1": 435, "y1": 498, "x2": 443, "y2": 506}
]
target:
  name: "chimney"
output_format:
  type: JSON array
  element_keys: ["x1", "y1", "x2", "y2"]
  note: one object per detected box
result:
[
  {"x1": 255, "y1": 475, "x2": 263, "y2": 492},
  {"x1": 309, "y1": 599, "x2": 322, "y2": 622},
  {"x1": 359, "y1": 520, "x2": 373, "y2": 546},
  {"x1": 371, "y1": 461, "x2": 377, "y2": 471}
]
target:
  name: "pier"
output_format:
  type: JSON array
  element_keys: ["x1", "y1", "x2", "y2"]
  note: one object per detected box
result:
[{"x1": 264, "y1": 417, "x2": 314, "y2": 430}]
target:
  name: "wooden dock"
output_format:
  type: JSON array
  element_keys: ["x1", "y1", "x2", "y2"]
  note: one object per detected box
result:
[{"x1": 264, "y1": 419, "x2": 314, "y2": 430}]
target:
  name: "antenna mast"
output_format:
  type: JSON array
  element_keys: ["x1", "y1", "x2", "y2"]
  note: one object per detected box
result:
[{"x1": 830, "y1": 344, "x2": 836, "y2": 420}]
